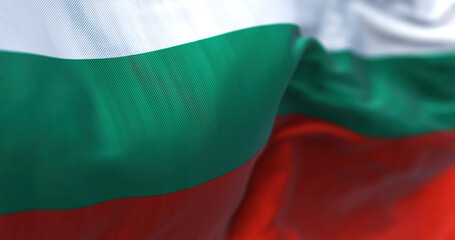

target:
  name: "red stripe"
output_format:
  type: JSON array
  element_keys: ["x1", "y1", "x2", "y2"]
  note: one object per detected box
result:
[
  {"x1": 3, "y1": 114, "x2": 455, "y2": 239},
  {"x1": 229, "y1": 114, "x2": 455, "y2": 240}
]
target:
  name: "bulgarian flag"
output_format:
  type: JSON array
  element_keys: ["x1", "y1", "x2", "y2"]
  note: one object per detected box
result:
[{"x1": 2, "y1": 1, "x2": 455, "y2": 239}]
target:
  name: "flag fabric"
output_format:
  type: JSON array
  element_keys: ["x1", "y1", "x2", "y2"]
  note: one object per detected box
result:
[{"x1": 1, "y1": 1, "x2": 455, "y2": 239}]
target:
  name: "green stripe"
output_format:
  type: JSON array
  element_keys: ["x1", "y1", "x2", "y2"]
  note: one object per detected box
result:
[
  {"x1": 279, "y1": 44, "x2": 455, "y2": 136},
  {"x1": 0, "y1": 24, "x2": 306, "y2": 214}
]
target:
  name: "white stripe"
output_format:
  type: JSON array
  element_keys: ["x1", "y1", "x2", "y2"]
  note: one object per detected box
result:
[
  {"x1": 1, "y1": 0, "x2": 455, "y2": 59},
  {"x1": 0, "y1": 0, "x2": 298, "y2": 59}
]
